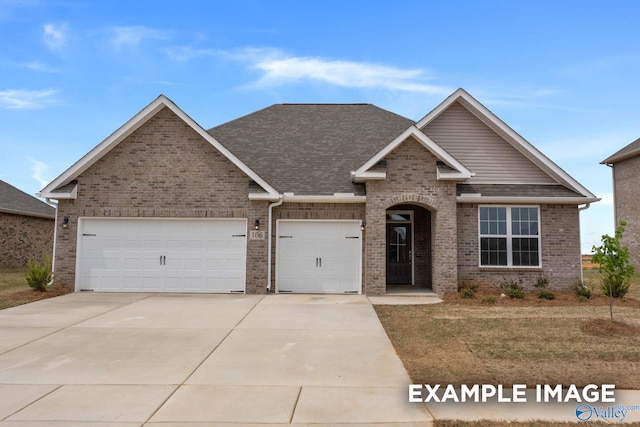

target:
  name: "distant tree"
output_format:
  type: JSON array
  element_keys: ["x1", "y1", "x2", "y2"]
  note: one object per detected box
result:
[{"x1": 591, "y1": 221, "x2": 635, "y2": 321}]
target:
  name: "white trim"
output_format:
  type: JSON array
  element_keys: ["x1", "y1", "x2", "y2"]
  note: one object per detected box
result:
[
  {"x1": 386, "y1": 210, "x2": 415, "y2": 285},
  {"x1": 74, "y1": 217, "x2": 248, "y2": 293},
  {"x1": 351, "y1": 171, "x2": 386, "y2": 182},
  {"x1": 40, "y1": 95, "x2": 278, "y2": 199},
  {"x1": 457, "y1": 196, "x2": 601, "y2": 204},
  {"x1": 416, "y1": 88, "x2": 597, "y2": 199},
  {"x1": 0, "y1": 208, "x2": 55, "y2": 219},
  {"x1": 353, "y1": 125, "x2": 473, "y2": 181},
  {"x1": 275, "y1": 219, "x2": 362, "y2": 294},
  {"x1": 478, "y1": 205, "x2": 541, "y2": 268},
  {"x1": 282, "y1": 195, "x2": 367, "y2": 203}
]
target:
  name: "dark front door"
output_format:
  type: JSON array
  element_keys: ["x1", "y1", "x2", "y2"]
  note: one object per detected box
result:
[{"x1": 386, "y1": 223, "x2": 412, "y2": 284}]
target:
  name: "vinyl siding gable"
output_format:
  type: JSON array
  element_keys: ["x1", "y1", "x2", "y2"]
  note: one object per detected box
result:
[{"x1": 422, "y1": 101, "x2": 556, "y2": 184}]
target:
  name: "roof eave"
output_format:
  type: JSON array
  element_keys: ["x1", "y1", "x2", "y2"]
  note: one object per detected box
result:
[
  {"x1": 601, "y1": 148, "x2": 640, "y2": 165},
  {"x1": 456, "y1": 196, "x2": 601, "y2": 204},
  {"x1": 0, "y1": 207, "x2": 55, "y2": 219}
]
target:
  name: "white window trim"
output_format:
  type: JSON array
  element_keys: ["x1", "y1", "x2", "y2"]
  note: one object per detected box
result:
[{"x1": 477, "y1": 205, "x2": 542, "y2": 268}]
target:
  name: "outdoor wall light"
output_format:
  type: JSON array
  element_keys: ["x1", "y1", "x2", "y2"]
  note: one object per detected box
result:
[
  {"x1": 254, "y1": 219, "x2": 260, "y2": 230},
  {"x1": 360, "y1": 220, "x2": 366, "y2": 231},
  {"x1": 62, "y1": 217, "x2": 69, "y2": 228}
]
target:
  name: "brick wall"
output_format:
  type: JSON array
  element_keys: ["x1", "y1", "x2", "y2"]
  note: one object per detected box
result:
[
  {"x1": 457, "y1": 203, "x2": 582, "y2": 291},
  {"x1": 0, "y1": 212, "x2": 54, "y2": 268},
  {"x1": 613, "y1": 157, "x2": 640, "y2": 268},
  {"x1": 365, "y1": 137, "x2": 458, "y2": 296},
  {"x1": 54, "y1": 107, "x2": 268, "y2": 292}
]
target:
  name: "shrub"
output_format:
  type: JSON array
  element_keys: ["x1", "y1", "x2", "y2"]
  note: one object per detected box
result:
[
  {"x1": 25, "y1": 255, "x2": 52, "y2": 292},
  {"x1": 533, "y1": 275, "x2": 554, "y2": 300},
  {"x1": 538, "y1": 291, "x2": 555, "y2": 300},
  {"x1": 577, "y1": 295, "x2": 589, "y2": 303},
  {"x1": 500, "y1": 278, "x2": 524, "y2": 299},
  {"x1": 460, "y1": 287, "x2": 475, "y2": 299},
  {"x1": 482, "y1": 296, "x2": 496, "y2": 304},
  {"x1": 574, "y1": 282, "x2": 592, "y2": 299}
]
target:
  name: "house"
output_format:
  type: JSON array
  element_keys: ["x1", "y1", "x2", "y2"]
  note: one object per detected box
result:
[
  {"x1": 0, "y1": 179, "x2": 55, "y2": 268},
  {"x1": 39, "y1": 89, "x2": 598, "y2": 295},
  {"x1": 601, "y1": 138, "x2": 640, "y2": 268}
]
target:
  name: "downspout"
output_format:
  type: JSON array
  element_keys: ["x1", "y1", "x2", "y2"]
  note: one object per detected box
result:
[
  {"x1": 45, "y1": 198, "x2": 58, "y2": 286},
  {"x1": 266, "y1": 195, "x2": 284, "y2": 292},
  {"x1": 578, "y1": 203, "x2": 592, "y2": 285}
]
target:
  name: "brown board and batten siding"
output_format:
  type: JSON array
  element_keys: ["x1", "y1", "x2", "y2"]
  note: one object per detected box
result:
[{"x1": 422, "y1": 101, "x2": 556, "y2": 184}]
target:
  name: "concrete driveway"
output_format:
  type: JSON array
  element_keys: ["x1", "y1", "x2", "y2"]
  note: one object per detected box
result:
[{"x1": 0, "y1": 293, "x2": 432, "y2": 426}]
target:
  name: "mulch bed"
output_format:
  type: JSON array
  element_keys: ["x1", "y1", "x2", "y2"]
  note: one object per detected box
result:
[{"x1": 581, "y1": 318, "x2": 640, "y2": 337}]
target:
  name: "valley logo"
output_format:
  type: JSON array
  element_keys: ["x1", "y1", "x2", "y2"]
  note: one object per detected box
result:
[{"x1": 575, "y1": 403, "x2": 640, "y2": 422}]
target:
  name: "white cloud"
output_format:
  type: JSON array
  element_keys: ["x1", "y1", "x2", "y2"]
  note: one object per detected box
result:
[
  {"x1": 109, "y1": 26, "x2": 168, "y2": 49},
  {"x1": 27, "y1": 157, "x2": 49, "y2": 188},
  {"x1": 245, "y1": 50, "x2": 449, "y2": 94},
  {"x1": 0, "y1": 89, "x2": 59, "y2": 110},
  {"x1": 43, "y1": 23, "x2": 67, "y2": 50},
  {"x1": 22, "y1": 61, "x2": 59, "y2": 73}
]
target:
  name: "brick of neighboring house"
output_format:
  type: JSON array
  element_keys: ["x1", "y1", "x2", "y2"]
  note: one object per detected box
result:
[
  {"x1": 365, "y1": 137, "x2": 458, "y2": 296},
  {"x1": 54, "y1": 106, "x2": 268, "y2": 292},
  {"x1": 457, "y1": 203, "x2": 582, "y2": 290},
  {"x1": 0, "y1": 212, "x2": 54, "y2": 268},
  {"x1": 613, "y1": 156, "x2": 640, "y2": 268}
]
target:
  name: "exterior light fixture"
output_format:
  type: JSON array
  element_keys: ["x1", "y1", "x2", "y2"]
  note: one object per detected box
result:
[
  {"x1": 360, "y1": 220, "x2": 366, "y2": 231},
  {"x1": 62, "y1": 217, "x2": 69, "y2": 228},
  {"x1": 254, "y1": 219, "x2": 260, "y2": 230}
]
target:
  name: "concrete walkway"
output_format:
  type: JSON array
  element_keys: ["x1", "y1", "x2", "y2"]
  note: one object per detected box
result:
[{"x1": 0, "y1": 293, "x2": 433, "y2": 426}]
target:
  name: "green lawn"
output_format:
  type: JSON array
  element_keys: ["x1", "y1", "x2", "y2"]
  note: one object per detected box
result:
[{"x1": 0, "y1": 268, "x2": 69, "y2": 310}]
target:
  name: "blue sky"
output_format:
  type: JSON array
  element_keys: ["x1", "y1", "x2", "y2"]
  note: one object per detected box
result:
[{"x1": 1, "y1": 0, "x2": 639, "y2": 252}]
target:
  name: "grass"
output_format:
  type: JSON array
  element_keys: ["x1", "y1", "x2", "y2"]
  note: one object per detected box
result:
[
  {"x1": 376, "y1": 268, "x2": 640, "y2": 427},
  {"x1": 0, "y1": 268, "x2": 70, "y2": 310}
]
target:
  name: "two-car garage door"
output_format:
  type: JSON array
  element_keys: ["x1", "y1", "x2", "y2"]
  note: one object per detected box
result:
[{"x1": 77, "y1": 218, "x2": 247, "y2": 293}]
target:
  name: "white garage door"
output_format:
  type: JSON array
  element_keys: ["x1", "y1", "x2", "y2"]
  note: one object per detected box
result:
[
  {"x1": 77, "y1": 218, "x2": 247, "y2": 293},
  {"x1": 277, "y1": 220, "x2": 361, "y2": 294}
]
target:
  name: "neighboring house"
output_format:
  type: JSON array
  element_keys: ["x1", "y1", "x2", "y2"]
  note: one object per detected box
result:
[
  {"x1": 601, "y1": 138, "x2": 640, "y2": 268},
  {"x1": 39, "y1": 89, "x2": 598, "y2": 296},
  {"x1": 0, "y1": 180, "x2": 55, "y2": 268}
]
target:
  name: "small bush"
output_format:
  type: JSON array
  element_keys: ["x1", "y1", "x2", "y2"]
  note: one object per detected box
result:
[
  {"x1": 500, "y1": 278, "x2": 525, "y2": 299},
  {"x1": 482, "y1": 296, "x2": 496, "y2": 304},
  {"x1": 574, "y1": 282, "x2": 592, "y2": 299},
  {"x1": 538, "y1": 291, "x2": 555, "y2": 300},
  {"x1": 25, "y1": 255, "x2": 52, "y2": 292},
  {"x1": 460, "y1": 287, "x2": 475, "y2": 299},
  {"x1": 533, "y1": 275, "x2": 554, "y2": 300},
  {"x1": 577, "y1": 295, "x2": 589, "y2": 303}
]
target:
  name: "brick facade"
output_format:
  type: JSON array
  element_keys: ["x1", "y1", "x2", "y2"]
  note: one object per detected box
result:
[
  {"x1": 365, "y1": 137, "x2": 458, "y2": 296},
  {"x1": 457, "y1": 203, "x2": 582, "y2": 290},
  {"x1": 0, "y1": 212, "x2": 54, "y2": 268},
  {"x1": 613, "y1": 156, "x2": 640, "y2": 268},
  {"x1": 54, "y1": 107, "x2": 268, "y2": 292}
]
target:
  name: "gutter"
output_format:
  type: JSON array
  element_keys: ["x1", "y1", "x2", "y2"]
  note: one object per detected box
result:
[
  {"x1": 456, "y1": 196, "x2": 601, "y2": 204},
  {"x1": 577, "y1": 202, "x2": 592, "y2": 285},
  {"x1": 45, "y1": 198, "x2": 58, "y2": 286},
  {"x1": 266, "y1": 195, "x2": 284, "y2": 292}
]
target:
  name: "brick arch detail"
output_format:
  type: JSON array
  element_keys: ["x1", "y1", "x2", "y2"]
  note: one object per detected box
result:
[{"x1": 383, "y1": 194, "x2": 439, "y2": 212}]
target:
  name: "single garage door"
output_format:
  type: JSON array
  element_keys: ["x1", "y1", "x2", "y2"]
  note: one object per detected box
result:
[
  {"x1": 77, "y1": 218, "x2": 247, "y2": 293},
  {"x1": 276, "y1": 220, "x2": 361, "y2": 294}
]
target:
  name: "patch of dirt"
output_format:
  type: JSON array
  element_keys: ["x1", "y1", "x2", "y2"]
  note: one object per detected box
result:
[
  {"x1": 581, "y1": 318, "x2": 640, "y2": 337},
  {"x1": 444, "y1": 288, "x2": 640, "y2": 308},
  {"x1": 0, "y1": 283, "x2": 71, "y2": 310}
]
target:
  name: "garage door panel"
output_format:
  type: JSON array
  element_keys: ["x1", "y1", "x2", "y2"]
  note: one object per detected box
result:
[
  {"x1": 78, "y1": 219, "x2": 247, "y2": 293},
  {"x1": 277, "y1": 221, "x2": 361, "y2": 294}
]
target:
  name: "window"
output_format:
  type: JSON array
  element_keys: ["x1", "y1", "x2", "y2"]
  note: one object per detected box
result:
[{"x1": 479, "y1": 206, "x2": 540, "y2": 267}]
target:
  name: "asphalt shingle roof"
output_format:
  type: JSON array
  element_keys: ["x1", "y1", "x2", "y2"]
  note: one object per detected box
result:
[
  {"x1": 457, "y1": 184, "x2": 582, "y2": 198},
  {"x1": 208, "y1": 104, "x2": 413, "y2": 195},
  {"x1": 602, "y1": 137, "x2": 640, "y2": 164},
  {"x1": 0, "y1": 180, "x2": 55, "y2": 218}
]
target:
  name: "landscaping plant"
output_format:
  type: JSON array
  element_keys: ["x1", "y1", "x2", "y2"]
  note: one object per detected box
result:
[
  {"x1": 591, "y1": 221, "x2": 635, "y2": 320},
  {"x1": 24, "y1": 255, "x2": 52, "y2": 292}
]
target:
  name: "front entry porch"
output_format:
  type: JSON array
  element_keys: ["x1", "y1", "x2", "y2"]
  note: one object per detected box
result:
[{"x1": 385, "y1": 204, "x2": 432, "y2": 292}]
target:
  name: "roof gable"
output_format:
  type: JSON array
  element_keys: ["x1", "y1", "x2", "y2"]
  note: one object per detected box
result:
[
  {"x1": 352, "y1": 125, "x2": 473, "y2": 181},
  {"x1": 602, "y1": 137, "x2": 640, "y2": 164},
  {"x1": 415, "y1": 88, "x2": 597, "y2": 199},
  {"x1": 39, "y1": 95, "x2": 278, "y2": 199},
  {"x1": 0, "y1": 180, "x2": 55, "y2": 218}
]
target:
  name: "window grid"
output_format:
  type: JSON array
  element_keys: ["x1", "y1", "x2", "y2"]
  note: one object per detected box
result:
[{"x1": 478, "y1": 206, "x2": 541, "y2": 267}]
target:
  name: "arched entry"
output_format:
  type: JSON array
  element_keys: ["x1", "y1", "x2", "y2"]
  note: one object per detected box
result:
[{"x1": 385, "y1": 204, "x2": 432, "y2": 291}]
